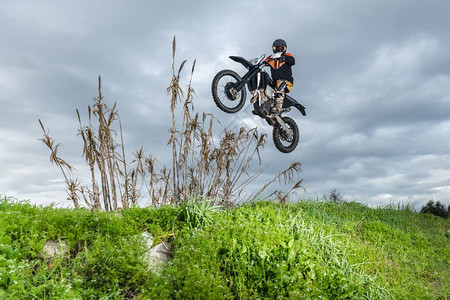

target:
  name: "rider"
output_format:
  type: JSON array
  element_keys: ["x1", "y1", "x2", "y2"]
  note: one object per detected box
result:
[
  {"x1": 252, "y1": 39, "x2": 295, "y2": 116},
  {"x1": 266, "y1": 39, "x2": 295, "y2": 114}
]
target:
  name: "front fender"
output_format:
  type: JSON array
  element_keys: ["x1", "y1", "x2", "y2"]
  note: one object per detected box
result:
[{"x1": 229, "y1": 56, "x2": 253, "y2": 70}]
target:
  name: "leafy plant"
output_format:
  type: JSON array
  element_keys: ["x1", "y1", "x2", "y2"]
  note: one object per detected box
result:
[
  {"x1": 176, "y1": 195, "x2": 221, "y2": 230},
  {"x1": 0, "y1": 197, "x2": 174, "y2": 299},
  {"x1": 1, "y1": 197, "x2": 449, "y2": 298}
]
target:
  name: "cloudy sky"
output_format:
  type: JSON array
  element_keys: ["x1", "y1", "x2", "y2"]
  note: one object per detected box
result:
[{"x1": 1, "y1": 0, "x2": 449, "y2": 209}]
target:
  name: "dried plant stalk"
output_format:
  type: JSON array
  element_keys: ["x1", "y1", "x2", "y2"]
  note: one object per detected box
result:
[
  {"x1": 39, "y1": 120, "x2": 80, "y2": 208},
  {"x1": 40, "y1": 36, "x2": 304, "y2": 210}
]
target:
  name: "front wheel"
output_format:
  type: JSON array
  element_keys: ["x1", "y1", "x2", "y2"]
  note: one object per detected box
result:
[
  {"x1": 211, "y1": 70, "x2": 246, "y2": 114},
  {"x1": 272, "y1": 117, "x2": 299, "y2": 153}
]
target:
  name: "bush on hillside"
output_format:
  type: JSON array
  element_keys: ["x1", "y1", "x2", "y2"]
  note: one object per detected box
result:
[
  {"x1": 420, "y1": 200, "x2": 449, "y2": 219},
  {"x1": 323, "y1": 188, "x2": 344, "y2": 203}
]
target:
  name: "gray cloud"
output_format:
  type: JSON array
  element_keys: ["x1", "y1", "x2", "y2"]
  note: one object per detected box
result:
[{"x1": 1, "y1": 0, "x2": 449, "y2": 209}]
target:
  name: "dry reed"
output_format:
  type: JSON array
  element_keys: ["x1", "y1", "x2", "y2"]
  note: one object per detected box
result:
[{"x1": 39, "y1": 36, "x2": 304, "y2": 210}]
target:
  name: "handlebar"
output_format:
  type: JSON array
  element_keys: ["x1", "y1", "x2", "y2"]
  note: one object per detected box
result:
[
  {"x1": 256, "y1": 54, "x2": 266, "y2": 64},
  {"x1": 249, "y1": 54, "x2": 267, "y2": 66}
]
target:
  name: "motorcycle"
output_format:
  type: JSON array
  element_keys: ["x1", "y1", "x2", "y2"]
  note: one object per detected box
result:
[{"x1": 211, "y1": 54, "x2": 306, "y2": 153}]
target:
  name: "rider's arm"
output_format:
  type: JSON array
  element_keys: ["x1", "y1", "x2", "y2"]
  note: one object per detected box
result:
[{"x1": 283, "y1": 53, "x2": 295, "y2": 66}]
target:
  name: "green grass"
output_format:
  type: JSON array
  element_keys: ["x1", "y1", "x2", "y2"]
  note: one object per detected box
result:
[{"x1": 1, "y1": 196, "x2": 448, "y2": 299}]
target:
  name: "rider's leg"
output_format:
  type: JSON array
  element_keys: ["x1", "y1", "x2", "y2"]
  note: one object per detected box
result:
[
  {"x1": 272, "y1": 81, "x2": 287, "y2": 114},
  {"x1": 272, "y1": 80, "x2": 293, "y2": 114},
  {"x1": 250, "y1": 90, "x2": 258, "y2": 103},
  {"x1": 250, "y1": 88, "x2": 265, "y2": 104},
  {"x1": 272, "y1": 91, "x2": 285, "y2": 114}
]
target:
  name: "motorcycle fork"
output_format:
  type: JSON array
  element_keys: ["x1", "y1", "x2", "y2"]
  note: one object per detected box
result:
[
  {"x1": 234, "y1": 68, "x2": 261, "y2": 92},
  {"x1": 274, "y1": 115, "x2": 293, "y2": 139}
]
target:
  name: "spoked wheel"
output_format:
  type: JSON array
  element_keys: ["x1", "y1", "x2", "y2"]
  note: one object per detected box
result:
[
  {"x1": 272, "y1": 116, "x2": 299, "y2": 153},
  {"x1": 211, "y1": 69, "x2": 246, "y2": 113}
]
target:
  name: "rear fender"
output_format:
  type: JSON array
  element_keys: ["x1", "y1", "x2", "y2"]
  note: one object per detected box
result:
[{"x1": 283, "y1": 95, "x2": 306, "y2": 116}]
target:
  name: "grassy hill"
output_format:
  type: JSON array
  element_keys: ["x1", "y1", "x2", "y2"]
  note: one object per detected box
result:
[{"x1": 0, "y1": 196, "x2": 448, "y2": 299}]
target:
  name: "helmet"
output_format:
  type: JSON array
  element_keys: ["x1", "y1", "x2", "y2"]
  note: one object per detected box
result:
[{"x1": 272, "y1": 39, "x2": 287, "y2": 53}]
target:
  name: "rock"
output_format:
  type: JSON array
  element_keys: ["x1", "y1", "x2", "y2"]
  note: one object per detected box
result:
[
  {"x1": 42, "y1": 240, "x2": 68, "y2": 260},
  {"x1": 149, "y1": 241, "x2": 171, "y2": 261},
  {"x1": 141, "y1": 231, "x2": 154, "y2": 249},
  {"x1": 141, "y1": 232, "x2": 172, "y2": 273}
]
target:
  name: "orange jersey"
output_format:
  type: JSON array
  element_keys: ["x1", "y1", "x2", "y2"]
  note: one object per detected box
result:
[{"x1": 265, "y1": 53, "x2": 295, "y2": 83}]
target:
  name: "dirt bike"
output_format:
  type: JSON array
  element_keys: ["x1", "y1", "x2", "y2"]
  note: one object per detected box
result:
[{"x1": 211, "y1": 54, "x2": 306, "y2": 153}]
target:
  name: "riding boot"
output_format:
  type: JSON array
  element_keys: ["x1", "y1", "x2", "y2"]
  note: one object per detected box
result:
[
  {"x1": 252, "y1": 102, "x2": 264, "y2": 118},
  {"x1": 250, "y1": 92, "x2": 258, "y2": 104},
  {"x1": 271, "y1": 93, "x2": 284, "y2": 114},
  {"x1": 250, "y1": 88, "x2": 264, "y2": 104}
]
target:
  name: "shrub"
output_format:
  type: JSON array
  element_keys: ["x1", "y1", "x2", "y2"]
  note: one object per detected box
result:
[
  {"x1": 420, "y1": 200, "x2": 449, "y2": 219},
  {"x1": 323, "y1": 188, "x2": 344, "y2": 203}
]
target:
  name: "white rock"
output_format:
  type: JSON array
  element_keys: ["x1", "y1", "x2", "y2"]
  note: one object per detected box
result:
[
  {"x1": 141, "y1": 232, "x2": 172, "y2": 273},
  {"x1": 42, "y1": 240, "x2": 68, "y2": 260},
  {"x1": 141, "y1": 231, "x2": 154, "y2": 249}
]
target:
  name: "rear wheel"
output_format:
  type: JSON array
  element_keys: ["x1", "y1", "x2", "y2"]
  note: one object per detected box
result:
[
  {"x1": 211, "y1": 70, "x2": 246, "y2": 113},
  {"x1": 272, "y1": 117, "x2": 299, "y2": 153}
]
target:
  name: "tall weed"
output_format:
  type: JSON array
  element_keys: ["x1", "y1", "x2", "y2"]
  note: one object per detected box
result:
[{"x1": 39, "y1": 36, "x2": 303, "y2": 210}]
